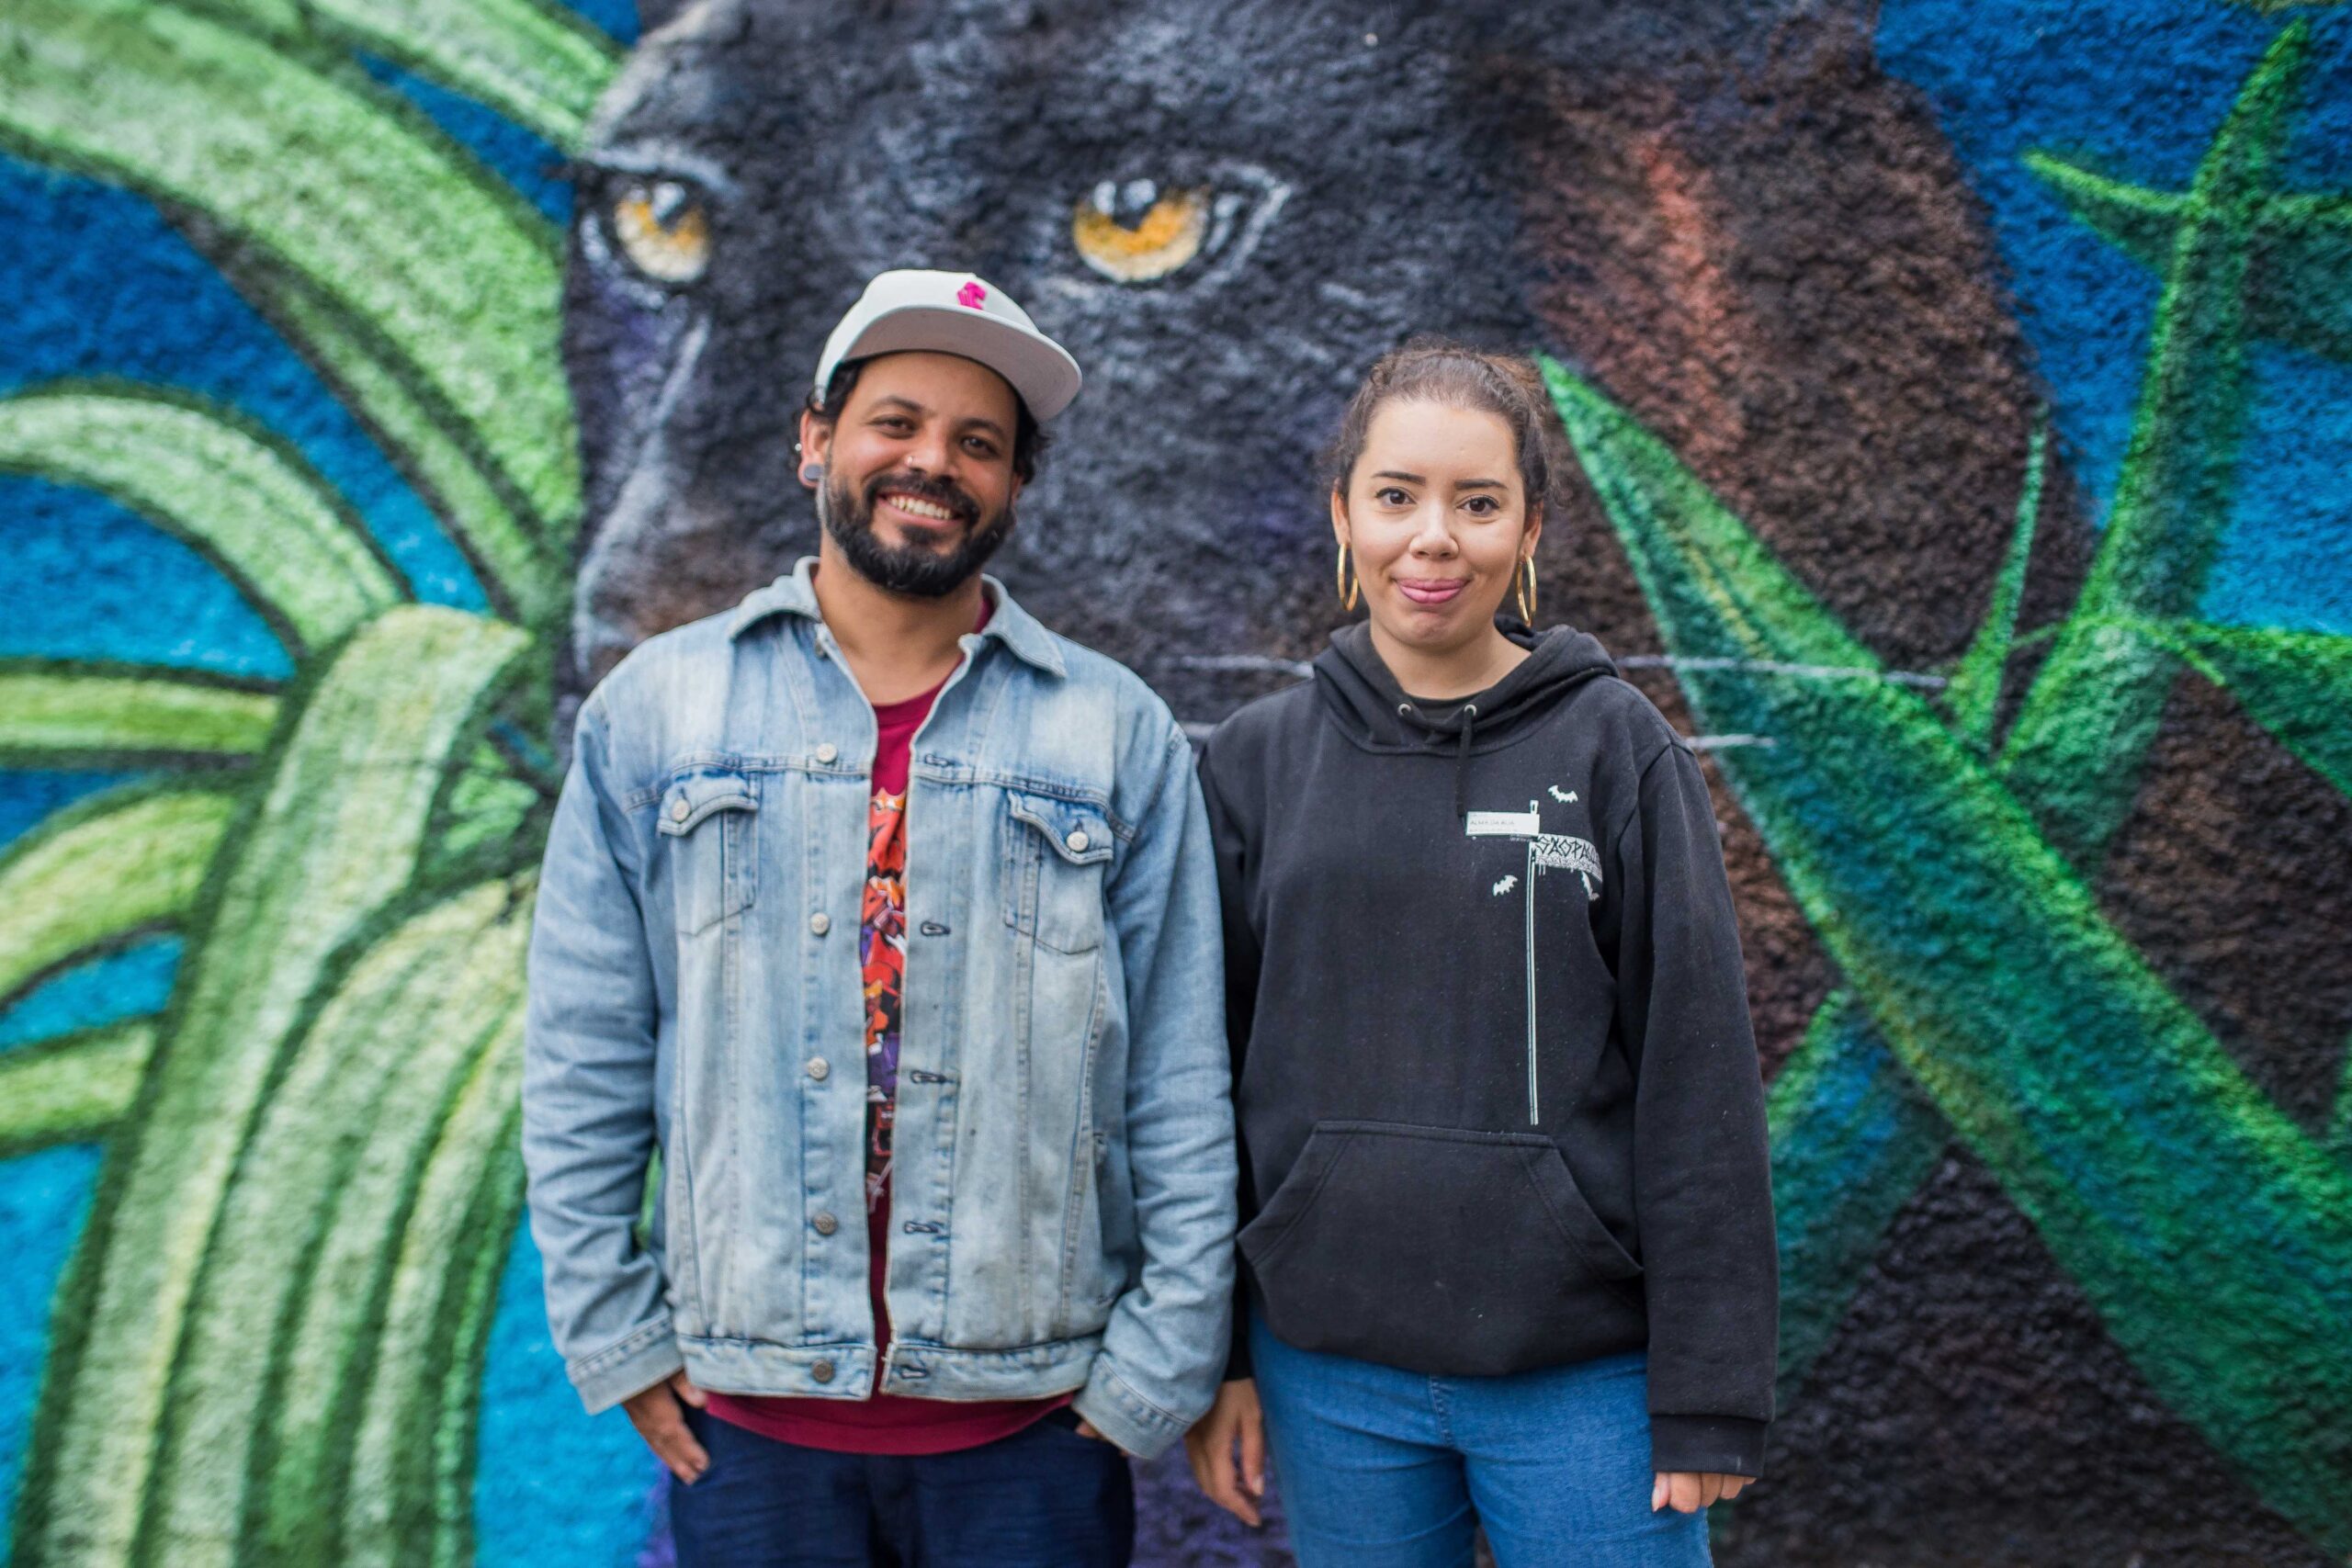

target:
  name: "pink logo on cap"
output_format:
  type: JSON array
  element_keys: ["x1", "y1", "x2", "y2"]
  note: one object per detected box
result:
[{"x1": 956, "y1": 281, "x2": 989, "y2": 310}]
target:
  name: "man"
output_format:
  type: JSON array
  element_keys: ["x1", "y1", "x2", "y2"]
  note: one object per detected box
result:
[{"x1": 523, "y1": 269, "x2": 1236, "y2": 1567}]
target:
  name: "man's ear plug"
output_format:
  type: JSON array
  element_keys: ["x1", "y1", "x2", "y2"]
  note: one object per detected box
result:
[{"x1": 800, "y1": 462, "x2": 823, "y2": 485}]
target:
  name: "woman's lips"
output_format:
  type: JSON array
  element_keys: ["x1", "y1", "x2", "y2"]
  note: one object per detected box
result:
[{"x1": 1395, "y1": 577, "x2": 1468, "y2": 605}]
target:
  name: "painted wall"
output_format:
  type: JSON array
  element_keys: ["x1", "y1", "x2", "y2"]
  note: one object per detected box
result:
[{"x1": 3, "y1": 2, "x2": 2348, "y2": 1564}]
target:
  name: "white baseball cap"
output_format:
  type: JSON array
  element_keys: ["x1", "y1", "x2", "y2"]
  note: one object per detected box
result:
[{"x1": 812, "y1": 269, "x2": 1082, "y2": 422}]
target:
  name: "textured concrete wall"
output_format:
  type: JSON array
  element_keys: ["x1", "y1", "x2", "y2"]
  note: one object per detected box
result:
[{"x1": 3, "y1": 2, "x2": 2349, "y2": 1564}]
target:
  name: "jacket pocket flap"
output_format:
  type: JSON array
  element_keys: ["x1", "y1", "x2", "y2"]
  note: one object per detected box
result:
[
  {"x1": 1007, "y1": 792, "x2": 1114, "y2": 866},
  {"x1": 657, "y1": 770, "x2": 758, "y2": 837}
]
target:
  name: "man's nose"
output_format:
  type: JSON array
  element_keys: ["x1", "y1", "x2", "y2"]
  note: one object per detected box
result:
[{"x1": 906, "y1": 427, "x2": 956, "y2": 476}]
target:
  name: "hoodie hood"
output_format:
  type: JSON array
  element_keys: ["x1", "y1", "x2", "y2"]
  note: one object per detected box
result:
[
  {"x1": 1317, "y1": 620, "x2": 1619, "y2": 749},
  {"x1": 1316, "y1": 620, "x2": 1622, "y2": 818}
]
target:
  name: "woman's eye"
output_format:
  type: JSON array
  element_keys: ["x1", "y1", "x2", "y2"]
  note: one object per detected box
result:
[
  {"x1": 606, "y1": 177, "x2": 712, "y2": 286},
  {"x1": 1375, "y1": 488, "x2": 1411, "y2": 506},
  {"x1": 1464, "y1": 497, "x2": 1498, "y2": 515}
]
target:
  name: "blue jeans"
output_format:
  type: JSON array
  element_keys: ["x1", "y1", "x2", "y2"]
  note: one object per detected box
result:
[
  {"x1": 1250, "y1": 1315, "x2": 1712, "y2": 1568},
  {"x1": 670, "y1": 1405, "x2": 1134, "y2": 1567}
]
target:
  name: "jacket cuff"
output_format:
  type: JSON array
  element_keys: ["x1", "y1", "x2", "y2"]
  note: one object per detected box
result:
[
  {"x1": 1071, "y1": 1359, "x2": 1194, "y2": 1462},
  {"x1": 569, "y1": 1315, "x2": 685, "y2": 1416},
  {"x1": 1648, "y1": 1414, "x2": 1768, "y2": 1479}
]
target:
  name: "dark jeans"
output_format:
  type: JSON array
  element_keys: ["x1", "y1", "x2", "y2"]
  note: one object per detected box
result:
[{"x1": 671, "y1": 1405, "x2": 1135, "y2": 1568}]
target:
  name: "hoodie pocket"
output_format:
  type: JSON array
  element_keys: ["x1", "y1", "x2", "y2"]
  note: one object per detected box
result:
[{"x1": 1240, "y1": 1119, "x2": 1645, "y2": 1377}]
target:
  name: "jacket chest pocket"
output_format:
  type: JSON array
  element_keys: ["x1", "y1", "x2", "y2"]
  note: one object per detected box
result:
[
  {"x1": 1002, "y1": 791, "x2": 1114, "y2": 956},
  {"x1": 658, "y1": 768, "x2": 760, "y2": 936}
]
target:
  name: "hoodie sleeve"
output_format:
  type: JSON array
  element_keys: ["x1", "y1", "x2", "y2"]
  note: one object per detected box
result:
[
  {"x1": 1611, "y1": 739, "x2": 1778, "y2": 1477},
  {"x1": 1196, "y1": 731, "x2": 1262, "y2": 1382}
]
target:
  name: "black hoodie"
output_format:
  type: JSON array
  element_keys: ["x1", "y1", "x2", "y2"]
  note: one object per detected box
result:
[{"x1": 1198, "y1": 622, "x2": 1777, "y2": 1477}]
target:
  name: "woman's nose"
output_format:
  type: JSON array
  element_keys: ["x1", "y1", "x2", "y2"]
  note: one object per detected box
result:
[{"x1": 1409, "y1": 507, "x2": 1457, "y2": 553}]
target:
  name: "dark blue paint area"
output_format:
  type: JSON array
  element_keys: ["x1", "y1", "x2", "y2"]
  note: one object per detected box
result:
[
  {"x1": 0, "y1": 942, "x2": 181, "y2": 1055},
  {"x1": 363, "y1": 60, "x2": 577, "y2": 228},
  {"x1": 0, "y1": 153, "x2": 483, "y2": 624},
  {"x1": 573, "y1": 0, "x2": 640, "y2": 48},
  {"x1": 0, "y1": 772, "x2": 139, "y2": 853},
  {"x1": 1879, "y1": 3, "x2": 2352, "y2": 635},
  {"x1": 0, "y1": 1145, "x2": 105, "y2": 1537},
  {"x1": 1, "y1": 474, "x2": 290, "y2": 678},
  {"x1": 476, "y1": 1226, "x2": 667, "y2": 1567}
]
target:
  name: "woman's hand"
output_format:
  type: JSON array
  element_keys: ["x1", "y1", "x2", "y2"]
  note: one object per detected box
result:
[
  {"x1": 1184, "y1": 1378, "x2": 1268, "y2": 1526},
  {"x1": 1651, "y1": 1471, "x2": 1750, "y2": 1513}
]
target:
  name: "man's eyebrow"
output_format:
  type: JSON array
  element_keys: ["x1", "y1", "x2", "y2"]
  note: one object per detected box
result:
[{"x1": 868, "y1": 394, "x2": 929, "y2": 417}]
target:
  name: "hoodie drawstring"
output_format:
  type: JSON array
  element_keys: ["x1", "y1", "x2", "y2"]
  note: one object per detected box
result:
[
  {"x1": 1395, "y1": 699, "x2": 1481, "y2": 817},
  {"x1": 1453, "y1": 704, "x2": 1478, "y2": 818}
]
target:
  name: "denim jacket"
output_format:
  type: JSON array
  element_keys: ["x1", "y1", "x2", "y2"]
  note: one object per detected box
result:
[{"x1": 522, "y1": 560, "x2": 1236, "y2": 1460}]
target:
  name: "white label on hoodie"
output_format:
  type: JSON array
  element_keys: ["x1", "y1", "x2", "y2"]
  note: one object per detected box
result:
[{"x1": 1465, "y1": 808, "x2": 1542, "y2": 839}]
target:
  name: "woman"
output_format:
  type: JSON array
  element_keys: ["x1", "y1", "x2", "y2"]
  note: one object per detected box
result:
[{"x1": 1185, "y1": 343, "x2": 1776, "y2": 1566}]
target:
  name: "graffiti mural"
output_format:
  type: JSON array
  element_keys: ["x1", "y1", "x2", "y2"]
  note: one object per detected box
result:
[{"x1": 3, "y1": 0, "x2": 2349, "y2": 1563}]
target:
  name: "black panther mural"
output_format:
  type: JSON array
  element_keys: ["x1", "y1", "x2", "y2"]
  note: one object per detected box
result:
[{"x1": 558, "y1": 4, "x2": 2352, "y2": 1563}]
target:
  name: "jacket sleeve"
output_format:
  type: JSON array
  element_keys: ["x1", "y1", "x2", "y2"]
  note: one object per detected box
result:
[
  {"x1": 1071, "y1": 721, "x2": 1239, "y2": 1460},
  {"x1": 521, "y1": 694, "x2": 684, "y2": 1414},
  {"x1": 1195, "y1": 730, "x2": 1262, "y2": 1381},
  {"x1": 1611, "y1": 740, "x2": 1778, "y2": 1477}
]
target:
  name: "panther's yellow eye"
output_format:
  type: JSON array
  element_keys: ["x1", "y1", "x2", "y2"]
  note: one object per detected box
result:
[
  {"x1": 610, "y1": 179, "x2": 711, "y2": 285},
  {"x1": 1072, "y1": 182, "x2": 1210, "y2": 283}
]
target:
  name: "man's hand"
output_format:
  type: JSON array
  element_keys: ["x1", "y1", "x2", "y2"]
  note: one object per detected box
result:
[
  {"x1": 624, "y1": 1371, "x2": 710, "y2": 1485},
  {"x1": 1651, "y1": 1471, "x2": 1750, "y2": 1513},
  {"x1": 1183, "y1": 1378, "x2": 1267, "y2": 1527},
  {"x1": 1072, "y1": 1417, "x2": 1133, "y2": 1456}
]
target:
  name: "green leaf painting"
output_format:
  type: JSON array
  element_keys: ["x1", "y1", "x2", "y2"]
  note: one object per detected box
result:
[
  {"x1": 0, "y1": 664, "x2": 277, "y2": 770},
  {"x1": 1549, "y1": 359, "x2": 2352, "y2": 1551},
  {"x1": 0, "y1": 785, "x2": 237, "y2": 1005},
  {"x1": 0, "y1": 0, "x2": 582, "y2": 604},
  {"x1": 13, "y1": 608, "x2": 528, "y2": 1566},
  {"x1": 0, "y1": 389, "x2": 399, "y2": 657},
  {"x1": 0, "y1": 1021, "x2": 156, "y2": 1158},
  {"x1": 2003, "y1": 23, "x2": 2307, "y2": 868}
]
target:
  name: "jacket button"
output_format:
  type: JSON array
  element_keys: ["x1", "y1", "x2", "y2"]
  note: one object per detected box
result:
[
  {"x1": 809, "y1": 911, "x2": 831, "y2": 936},
  {"x1": 811, "y1": 1359, "x2": 835, "y2": 1384},
  {"x1": 815, "y1": 742, "x2": 839, "y2": 764},
  {"x1": 806, "y1": 1057, "x2": 830, "y2": 1081},
  {"x1": 812, "y1": 1211, "x2": 838, "y2": 1235},
  {"x1": 670, "y1": 798, "x2": 690, "y2": 822},
  {"x1": 1066, "y1": 829, "x2": 1090, "y2": 852}
]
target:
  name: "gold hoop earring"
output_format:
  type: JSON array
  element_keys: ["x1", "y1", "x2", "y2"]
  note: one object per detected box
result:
[
  {"x1": 1516, "y1": 557, "x2": 1537, "y2": 625},
  {"x1": 1337, "y1": 543, "x2": 1362, "y2": 612}
]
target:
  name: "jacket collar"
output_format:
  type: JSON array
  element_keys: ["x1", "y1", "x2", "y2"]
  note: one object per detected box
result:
[{"x1": 725, "y1": 557, "x2": 1068, "y2": 679}]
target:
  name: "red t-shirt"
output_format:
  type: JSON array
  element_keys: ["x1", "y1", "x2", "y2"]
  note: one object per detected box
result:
[{"x1": 705, "y1": 603, "x2": 1066, "y2": 1454}]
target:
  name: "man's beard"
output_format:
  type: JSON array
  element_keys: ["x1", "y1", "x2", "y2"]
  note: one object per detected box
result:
[{"x1": 819, "y1": 468, "x2": 1014, "y2": 598}]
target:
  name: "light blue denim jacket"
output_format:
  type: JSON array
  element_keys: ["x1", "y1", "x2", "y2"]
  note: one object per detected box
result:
[{"x1": 522, "y1": 560, "x2": 1236, "y2": 1460}]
